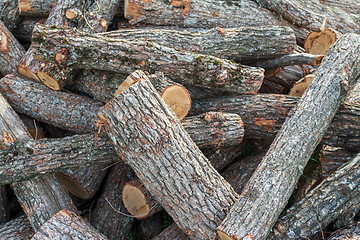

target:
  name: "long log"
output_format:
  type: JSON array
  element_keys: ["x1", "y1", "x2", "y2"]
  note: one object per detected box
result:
[
  {"x1": 270, "y1": 153, "x2": 360, "y2": 239},
  {"x1": 32, "y1": 25, "x2": 265, "y2": 94},
  {"x1": 100, "y1": 26, "x2": 296, "y2": 63},
  {"x1": 98, "y1": 78, "x2": 239, "y2": 239},
  {"x1": 0, "y1": 215, "x2": 34, "y2": 240},
  {"x1": 31, "y1": 210, "x2": 108, "y2": 239},
  {"x1": 217, "y1": 33, "x2": 360, "y2": 240}
]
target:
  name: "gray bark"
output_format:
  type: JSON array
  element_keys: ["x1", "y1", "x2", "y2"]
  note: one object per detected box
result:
[
  {"x1": 0, "y1": 0, "x2": 20, "y2": 31},
  {"x1": 255, "y1": 53, "x2": 323, "y2": 69},
  {"x1": 0, "y1": 215, "x2": 34, "y2": 240}
]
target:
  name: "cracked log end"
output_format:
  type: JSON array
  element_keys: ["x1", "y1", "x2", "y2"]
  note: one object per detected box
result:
[
  {"x1": 122, "y1": 183, "x2": 150, "y2": 220},
  {"x1": 56, "y1": 173, "x2": 91, "y2": 199},
  {"x1": 304, "y1": 29, "x2": 338, "y2": 55},
  {"x1": 37, "y1": 71, "x2": 61, "y2": 91},
  {"x1": 289, "y1": 74, "x2": 314, "y2": 97},
  {"x1": 17, "y1": 65, "x2": 41, "y2": 82}
]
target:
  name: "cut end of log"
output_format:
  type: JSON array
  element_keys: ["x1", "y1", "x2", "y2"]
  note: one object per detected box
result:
[
  {"x1": 37, "y1": 71, "x2": 61, "y2": 91},
  {"x1": 17, "y1": 65, "x2": 41, "y2": 82},
  {"x1": 312, "y1": 55, "x2": 325, "y2": 67},
  {"x1": 18, "y1": 1, "x2": 34, "y2": 14},
  {"x1": 65, "y1": 10, "x2": 78, "y2": 20},
  {"x1": 122, "y1": 184, "x2": 150, "y2": 219},
  {"x1": 124, "y1": 0, "x2": 142, "y2": 23},
  {"x1": 115, "y1": 74, "x2": 143, "y2": 96},
  {"x1": 289, "y1": 74, "x2": 314, "y2": 97},
  {"x1": 304, "y1": 29, "x2": 338, "y2": 55},
  {"x1": 0, "y1": 32, "x2": 9, "y2": 52},
  {"x1": 56, "y1": 173, "x2": 91, "y2": 199},
  {"x1": 161, "y1": 85, "x2": 191, "y2": 121},
  {"x1": 217, "y1": 230, "x2": 234, "y2": 240}
]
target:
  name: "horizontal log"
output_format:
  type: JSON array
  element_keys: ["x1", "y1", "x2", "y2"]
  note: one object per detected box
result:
[
  {"x1": 100, "y1": 26, "x2": 296, "y2": 63},
  {"x1": 271, "y1": 153, "x2": 360, "y2": 239},
  {"x1": 255, "y1": 53, "x2": 324, "y2": 69},
  {"x1": 190, "y1": 93, "x2": 360, "y2": 151},
  {"x1": 31, "y1": 25, "x2": 265, "y2": 94}
]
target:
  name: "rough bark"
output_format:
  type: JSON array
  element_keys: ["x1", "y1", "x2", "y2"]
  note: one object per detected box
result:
[
  {"x1": 0, "y1": 134, "x2": 116, "y2": 185},
  {"x1": 57, "y1": 164, "x2": 109, "y2": 200},
  {"x1": 0, "y1": 91, "x2": 78, "y2": 231},
  {"x1": 100, "y1": 26, "x2": 296, "y2": 63},
  {"x1": 0, "y1": 21, "x2": 26, "y2": 75},
  {"x1": 12, "y1": 17, "x2": 46, "y2": 44},
  {"x1": 31, "y1": 210, "x2": 108, "y2": 239},
  {"x1": 0, "y1": 215, "x2": 34, "y2": 240},
  {"x1": 152, "y1": 223, "x2": 190, "y2": 240},
  {"x1": 18, "y1": 0, "x2": 56, "y2": 17},
  {"x1": 254, "y1": 0, "x2": 360, "y2": 34},
  {"x1": 190, "y1": 94, "x2": 360, "y2": 151},
  {"x1": 98, "y1": 78, "x2": 239, "y2": 240},
  {"x1": 32, "y1": 25, "x2": 265, "y2": 94},
  {"x1": 217, "y1": 33, "x2": 360, "y2": 240},
  {"x1": 0, "y1": 0, "x2": 20, "y2": 31},
  {"x1": 270, "y1": 153, "x2": 360, "y2": 239},
  {"x1": 91, "y1": 162, "x2": 135, "y2": 240},
  {"x1": 320, "y1": 0, "x2": 360, "y2": 15},
  {"x1": 327, "y1": 223, "x2": 360, "y2": 240},
  {"x1": 0, "y1": 186, "x2": 8, "y2": 223},
  {"x1": 0, "y1": 74, "x2": 103, "y2": 133},
  {"x1": 255, "y1": 53, "x2": 323, "y2": 70}
]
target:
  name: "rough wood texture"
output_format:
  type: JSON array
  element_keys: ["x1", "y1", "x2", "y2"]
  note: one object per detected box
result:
[
  {"x1": 91, "y1": 162, "x2": 135, "y2": 240},
  {"x1": 270, "y1": 153, "x2": 360, "y2": 239},
  {"x1": 255, "y1": 53, "x2": 323, "y2": 69},
  {"x1": 0, "y1": 21, "x2": 26, "y2": 75},
  {"x1": 18, "y1": 0, "x2": 55, "y2": 17},
  {"x1": 152, "y1": 223, "x2": 190, "y2": 240},
  {"x1": 304, "y1": 28, "x2": 340, "y2": 55},
  {"x1": 190, "y1": 94, "x2": 360, "y2": 151},
  {"x1": 0, "y1": 0, "x2": 20, "y2": 31},
  {"x1": 320, "y1": 0, "x2": 360, "y2": 15},
  {"x1": 0, "y1": 215, "x2": 34, "y2": 240},
  {"x1": 327, "y1": 223, "x2": 360, "y2": 240},
  {"x1": 32, "y1": 25, "x2": 265, "y2": 94},
  {"x1": 0, "y1": 92, "x2": 78, "y2": 231},
  {"x1": 31, "y1": 210, "x2": 108, "y2": 239},
  {"x1": 101, "y1": 26, "x2": 296, "y2": 63},
  {"x1": 12, "y1": 17, "x2": 46, "y2": 44},
  {"x1": 0, "y1": 186, "x2": 8, "y2": 223},
  {"x1": 98, "y1": 78, "x2": 239, "y2": 239},
  {"x1": 0, "y1": 74, "x2": 103, "y2": 133},
  {"x1": 57, "y1": 164, "x2": 109, "y2": 200},
  {"x1": 0, "y1": 134, "x2": 116, "y2": 185},
  {"x1": 217, "y1": 33, "x2": 360, "y2": 240}
]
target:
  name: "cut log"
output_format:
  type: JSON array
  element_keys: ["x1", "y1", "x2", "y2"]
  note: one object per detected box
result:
[
  {"x1": 0, "y1": 91, "x2": 78, "y2": 231},
  {"x1": 320, "y1": 145, "x2": 358, "y2": 179},
  {"x1": 122, "y1": 178, "x2": 163, "y2": 220},
  {"x1": 288, "y1": 74, "x2": 315, "y2": 97},
  {"x1": 190, "y1": 94, "x2": 360, "y2": 151},
  {"x1": 90, "y1": 162, "x2": 135, "y2": 240},
  {"x1": 304, "y1": 28, "x2": 340, "y2": 55},
  {"x1": 270, "y1": 153, "x2": 360, "y2": 239},
  {"x1": 0, "y1": 134, "x2": 116, "y2": 185},
  {"x1": 31, "y1": 210, "x2": 108, "y2": 239},
  {"x1": 100, "y1": 26, "x2": 296, "y2": 63},
  {"x1": 152, "y1": 223, "x2": 190, "y2": 240},
  {"x1": 32, "y1": 25, "x2": 265, "y2": 94},
  {"x1": 0, "y1": 21, "x2": 26, "y2": 75},
  {"x1": 12, "y1": 17, "x2": 46, "y2": 44},
  {"x1": 18, "y1": 0, "x2": 55, "y2": 17},
  {"x1": 255, "y1": 53, "x2": 323, "y2": 70},
  {"x1": 98, "y1": 78, "x2": 239, "y2": 239},
  {"x1": 57, "y1": 164, "x2": 109, "y2": 200},
  {"x1": 0, "y1": 74, "x2": 103, "y2": 133},
  {"x1": 0, "y1": 0, "x2": 20, "y2": 31},
  {"x1": 115, "y1": 71, "x2": 191, "y2": 120},
  {"x1": 0, "y1": 215, "x2": 34, "y2": 240},
  {"x1": 217, "y1": 33, "x2": 360, "y2": 240}
]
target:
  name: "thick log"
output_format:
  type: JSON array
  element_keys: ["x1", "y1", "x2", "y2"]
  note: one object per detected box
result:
[
  {"x1": 0, "y1": 0, "x2": 20, "y2": 31},
  {"x1": 0, "y1": 215, "x2": 34, "y2": 240},
  {"x1": 91, "y1": 162, "x2": 135, "y2": 240},
  {"x1": 32, "y1": 25, "x2": 265, "y2": 94},
  {"x1": 217, "y1": 33, "x2": 360, "y2": 240},
  {"x1": 190, "y1": 94, "x2": 360, "y2": 151},
  {"x1": 0, "y1": 74, "x2": 103, "y2": 133},
  {"x1": 255, "y1": 53, "x2": 323, "y2": 70},
  {"x1": 98, "y1": 78, "x2": 239, "y2": 239},
  {"x1": 0, "y1": 91, "x2": 78, "y2": 231},
  {"x1": 152, "y1": 223, "x2": 190, "y2": 240},
  {"x1": 100, "y1": 26, "x2": 296, "y2": 63},
  {"x1": 57, "y1": 164, "x2": 109, "y2": 200},
  {"x1": 0, "y1": 134, "x2": 116, "y2": 185},
  {"x1": 270, "y1": 153, "x2": 360, "y2": 239},
  {"x1": 0, "y1": 21, "x2": 26, "y2": 75},
  {"x1": 31, "y1": 210, "x2": 108, "y2": 239}
]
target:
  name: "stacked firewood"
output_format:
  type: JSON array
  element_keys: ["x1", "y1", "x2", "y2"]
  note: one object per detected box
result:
[{"x1": 0, "y1": 0, "x2": 359, "y2": 239}]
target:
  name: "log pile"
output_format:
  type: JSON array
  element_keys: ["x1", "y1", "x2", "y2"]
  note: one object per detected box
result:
[{"x1": 0, "y1": 0, "x2": 359, "y2": 239}]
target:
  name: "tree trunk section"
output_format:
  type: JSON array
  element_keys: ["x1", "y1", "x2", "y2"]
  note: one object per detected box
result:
[
  {"x1": 0, "y1": 215, "x2": 34, "y2": 240},
  {"x1": 0, "y1": 0, "x2": 20, "y2": 31},
  {"x1": 0, "y1": 21, "x2": 26, "y2": 75},
  {"x1": 32, "y1": 25, "x2": 265, "y2": 95},
  {"x1": 217, "y1": 33, "x2": 360, "y2": 240},
  {"x1": 270, "y1": 153, "x2": 360, "y2": 239},
  {"x1": 90, "y1": 162, "x2": 135, "y2": 240},
  {"x1": 98, "y1": 78, "x2": 239, "y2": 240},
  {"x1": 31, "y1": 210, "x2": 108, "y2": 239},
  {"x1": 101, "y1": 26, "x2": 296, "y2": 63}
]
